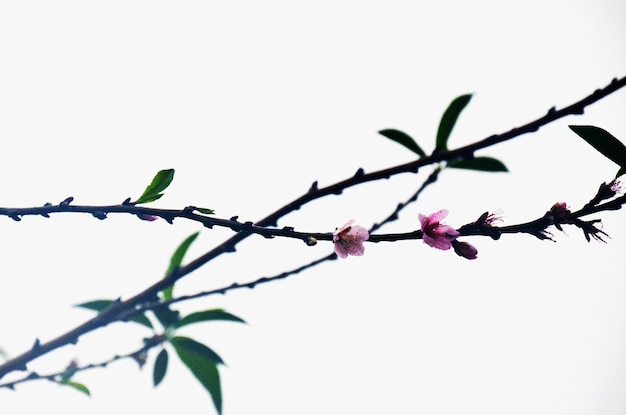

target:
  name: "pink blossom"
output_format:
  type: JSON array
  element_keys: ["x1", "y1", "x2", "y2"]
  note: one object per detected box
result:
[
  {"x1": 418, "y1": 209, "x2": 459, "y2": 250},
  {"x1": 610, "y1": 179, "x2": 622, "y2": 194},
  {"x1": 333, "y1": 220, "x2": 369, "y2": 258}
]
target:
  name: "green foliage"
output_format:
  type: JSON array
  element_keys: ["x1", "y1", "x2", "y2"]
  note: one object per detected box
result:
[
  {"x1": 75, "y1": 300, "x2": 153, "y2": 329},
  {"x1": 163, "y1": 231, "x2": 200, "y2": 301},
  {"x1": 194, "y1": 207, "x2": 215, "y2": 215},
  {"x1": 569, "y1": 125, "x2": 626, "y2": 177},
  {"x1": 59, "y1": 380, "x2": 91, "y2": 397},
  {"x1": 436, "y1": 94, "x2": 472, "y2": 151},
  {"x1": 153, "y1": 348, "x2": 169, "y2": 387},
  {"x1": 177, "y1": 309, "x2": 246, "y2": 328},
  {"x1": 133, "y1": 169, "x2": 175, "y2": 205},
  {"x1": 447, "y1": 157, "x2": 508, "y2": 172},
  {"x1": 171, "y1": 336, "x2": 223, "y2": 414},
  {"x1": 378, "y1": 129, "x2": 426, "y2": 157}
]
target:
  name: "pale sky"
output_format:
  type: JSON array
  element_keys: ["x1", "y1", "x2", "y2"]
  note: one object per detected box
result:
[{"x1": 1, "y1": 1, "x2": 626, "y2": 414}]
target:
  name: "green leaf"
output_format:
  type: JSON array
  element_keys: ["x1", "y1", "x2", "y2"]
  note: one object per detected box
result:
[
  {"x1": 447, "y1": 157, "x2": 508, "y2": 172},
  {"x1": 153, "y1": 348, "x2": 169, "y2": 387},
  {"x1": 171, "y1": 336, "x2": 223, "y2": 414},
  {"x1": 151, "y1": 305, "x2": 180, "y2": 329},
  {"x1": 75, "y1": 300, "x2": 153, "y2": 329},
  {"x1": 569, "y1": 125, "x2": 626, "y2": 177},
  {"x1": 163, "y1": 231, "x2": 200, "y2": 301},
  {"x1": 436, "y1": 94, "x2": 472, "y2": 151},
  {"x1": 194, "y1": 207, "x2": 215, "y2": 215},
  {"x1": 133, "y1": 169, "x2": 175, "y2": 205},
  {"x1": 60, "y1": 380, "x2": 91, "y2": 397},
  {"x1": 170, "y1": 336, "x2": 224, "y2": 365},
  {"x1": 378, "y1": 129, "x2": 426, "y2": 157},
  {"x1": 177, "y1": 309, "x2": 246, "y2": 328}
]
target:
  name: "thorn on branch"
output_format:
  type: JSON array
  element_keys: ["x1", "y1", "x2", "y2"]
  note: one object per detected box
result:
[
  {"x1": 546, "y1": 106, "x2": 556, "y2": 116},
  {"x1": 353, "y1": 168, "x2": 365, "y2": 178},
  {"x1": 130, "y1": 351, "x2": 147, "y2": 369},
  {"x1": 92, "y1": 211, "x2": 107, "y2": 220},
  {"x1": 122, "y1": 197, "x2": 132, "y2": 205},
  {"x1": 10, "y1": 214, "x2": 21, "y2": 221},
  {"x1": 308, "y1": 181, "x2": 318, "y2": 193},
  {"x1": 229, "y1": 216, "x2": 239, "y2": 222},
  {"x1": 32, "y1": 338, "x2": 41, "y2": 351},
  {"x1": 41, "y1": 202, "x2": 51, "y2": 218},
  {"x1": 60, "y1": 197, "x2": 74, "y2": 207}
]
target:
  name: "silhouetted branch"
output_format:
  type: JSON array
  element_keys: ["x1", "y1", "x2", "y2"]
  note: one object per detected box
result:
[{"x1": 1, "y1": 75, "x2": 624, "y2": 382}]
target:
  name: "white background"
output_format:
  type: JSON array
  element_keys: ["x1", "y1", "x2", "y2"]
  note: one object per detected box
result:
[{"x1": 1, "y1": 1, "x2": 626, "y2": 414}]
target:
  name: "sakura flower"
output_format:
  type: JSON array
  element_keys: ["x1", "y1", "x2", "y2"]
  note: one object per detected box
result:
[
  {"x1": 610, "y1": 179, "x2": 622, "y2": 194},
  {"x1": 333, "y1": 219, "x2": 369, "y2": 258},
  {"x1": 418, "y1": 209, "x2": 459, "y2": 250}
]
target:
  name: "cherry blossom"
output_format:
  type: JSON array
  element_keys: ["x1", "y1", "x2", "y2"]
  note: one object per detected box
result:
[
  {"x1": 418, "y1": 209, "x2": 459, "y2": 250},
  {"x1": 333, "y1": 220, "x2": 369, "y2": 258}
]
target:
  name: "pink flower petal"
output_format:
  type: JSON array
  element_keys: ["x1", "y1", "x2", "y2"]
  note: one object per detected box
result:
[{"x1": 428, "y1": 209, "x2": 449, "y2": 223}]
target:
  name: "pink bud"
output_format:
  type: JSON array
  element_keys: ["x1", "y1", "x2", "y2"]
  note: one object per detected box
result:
[
  {"x1": 137, "y1": 213, "x2": 159, "y2": 221},
  {"x1": 452, "y1": 240, "x2": 478, "y2": 260}
]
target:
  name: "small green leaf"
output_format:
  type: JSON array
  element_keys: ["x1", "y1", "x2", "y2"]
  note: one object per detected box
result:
[
  {"x1": 378, "y1": 129, "x2": 426, "y2": 157},
  {"x1": 171, "y1": 336, "x2": 223, "y2": 414},
  {"x1": 75, "y1": 300, "x2": 153, "y2": 329},
  {"x1": 75, "y1": 299, "x2": 115, "y2": 312},
  {"x1": 153, "y1": 348, "x2": 169, "y2": 387},
  {"x1": 447, "y1": 157, "x2": 508, "y2": 172},
  {"x1": 194, "y1": 207, "x2": 215, "y2": 215},
  {"x1": 569, "y1": 125, "x2": 626, "y2": 177},
  {"x1": 177, "y1": 309, "x2": 246, "y2": 328},
  {"x1": 60, "y1": 380, "x2": 91, "y2": 397},
  {"x1": 163, "y1": 231, "x2": 200, "y2": 301},
  {"x1": 436, "y1": 94, "x2": 472, "y2": 151},
  {"x1": 133, "y1": 169, "x2": 175, "y2": 205}
]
